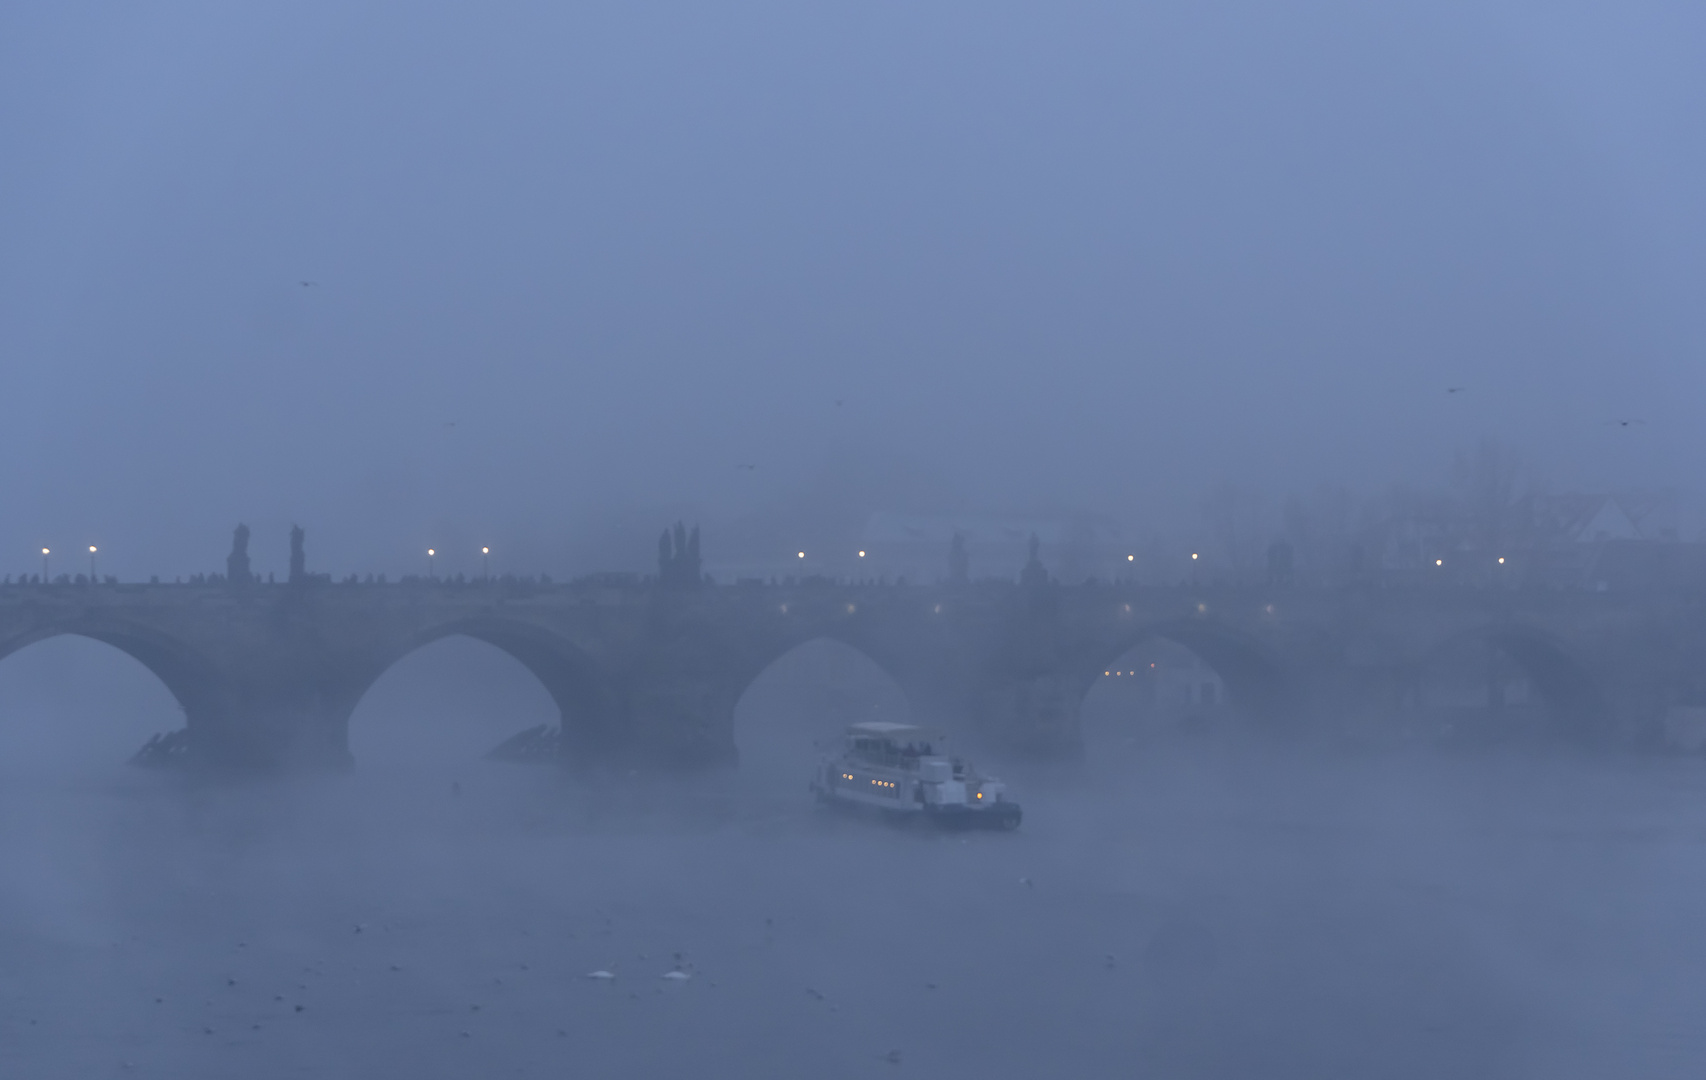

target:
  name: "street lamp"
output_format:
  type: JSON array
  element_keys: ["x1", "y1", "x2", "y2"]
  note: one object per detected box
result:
[
  {"x1": 89, "y1": 545, "x2": 98, "y2": 580},
  {"x1": 40, "y1": 548, "x2": 49, "y2": 581},
  {"x1": 797, "y1": 551, "x2": 805, "y2": 559},
  {"x1": 427, "y1": 549, "x2": 436, "y2": 579},
  {"x1": 481, "y1": 547, "x2": 490, "y2": 580}
]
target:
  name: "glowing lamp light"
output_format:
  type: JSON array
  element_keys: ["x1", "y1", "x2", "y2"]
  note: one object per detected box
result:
[
  {"x1": 797, "y1": 551, "x2": 805, "y2": 559},
  {"x1": 1498, "y1": 557, "x2": 1506, "y2": 564},
  {"x1": 41, "y1": 548, "x2": 49, "y2": 556},
  {"x1": 1127, "y1": 554, "x2": 1135, "y2": 561},
  {"x1": 482, "y1": 547, "x2": 489, "y2": 555},
  {"x1": 858, "y1": 550, "x2": 866, "y2": 558},
  {"x1": 428, "y1": 549, "x2": 435, "y2": 557},
  {"x1": 1435, "y1": 558, "x2": 1443, "y2": 566},
  {"x1": 1191, "y1": 553, "x2": 1199, "y2": 560},
  {"x1": 89, "y1": 546, "x2": 97, "y2": 554}
]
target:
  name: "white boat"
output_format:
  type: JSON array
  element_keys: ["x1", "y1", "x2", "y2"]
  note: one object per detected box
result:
[{"x1": 810, "y1": 721, "x2": 1021, "y2": 829}]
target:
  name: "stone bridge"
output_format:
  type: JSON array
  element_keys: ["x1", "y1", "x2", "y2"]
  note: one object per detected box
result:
[{"x1": 2, "y1": 536, "x2": 1703, "y2": 769}]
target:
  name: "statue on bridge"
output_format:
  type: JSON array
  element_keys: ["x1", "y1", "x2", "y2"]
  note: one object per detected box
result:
[
  {"x1": 658, "y1": 521, "x2": 703, "y2": 589},
  {"x1": 1019, "y1": 533, "x2": 1049, "y2": 590},
  {"x1": 289, "y1": 525, "x2": 307, "y2": 585},
  {"x1": 226, "y1": 524, "x2": 252, "y2": 587},
  {"x1": 949, "y1": 532, "x2": 970, "y2": 585}
]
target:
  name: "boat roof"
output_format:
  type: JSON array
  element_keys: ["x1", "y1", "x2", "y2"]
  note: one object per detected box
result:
[{"x1": 846, "y1": 721, "x2": 940, "y2": 739}]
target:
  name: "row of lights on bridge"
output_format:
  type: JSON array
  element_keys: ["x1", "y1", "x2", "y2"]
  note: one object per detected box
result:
[
  {"x1": 791, "y1": 551, "x2": 1196, "y2": 562},
  {"x1": 29, "y1": 544, "x2": 1193, "y2": 586},
  {"x1": 37, "y1": 547, "x2": 98, "y2": 579},
  {"x1": 425, "y1": 547, "x2": 492, "y2": 577},
  {"x1": 34, "y1": 542, "x2": 1411, "y2": 581},
  {"x1": 35, "y1": 546, "x2": 500, "y2": 581}
]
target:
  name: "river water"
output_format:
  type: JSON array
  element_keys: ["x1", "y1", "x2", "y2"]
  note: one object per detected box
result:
[
  {"x1": 4, "y1": 739, "x2": 1706, "y2": 1079},
  {"x1": 4, "y1": 633, "x2": 1706, "y2": 1078}
]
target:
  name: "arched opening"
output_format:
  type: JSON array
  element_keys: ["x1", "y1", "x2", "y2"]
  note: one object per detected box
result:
[
  {"x1": 733, "y1": 638, "x2": 910, "y2": 788},
  {"x1": 346, "y1": 635, "x2": 563, "y2": 774},
  {"x1": 1078, "y1": 621, "x2": 1291, "y2": 760},
  {"x1": 0, "y1": 634, "x2": 187, "y2": 775},
  {"x1": 1081, "y1": 638, "x2": 1240, "y2": 753},
  {"x1": 1404, "y1": 628, "x2": 1605, "y2": 745}
]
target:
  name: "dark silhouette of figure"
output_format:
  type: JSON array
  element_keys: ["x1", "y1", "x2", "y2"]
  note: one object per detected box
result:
[
  {"x1": 948, "y1": 532, "x2": 970, "y2": 585},
  {"x1": 657, "y1": 521, "x2": 703, "y2": 589},
  {"x1": 1019, "y1": 534, "x2": 1049, "y2": 590},
  {"x1": 289, "y1": 525, "x2": 306, "y2": 585},
  {"x1": 1267, "y1": 539, "x2": 1295, "y2": 586},
  {"x1": 227, "y1": 524, "x2": 252, "y2": 587}
]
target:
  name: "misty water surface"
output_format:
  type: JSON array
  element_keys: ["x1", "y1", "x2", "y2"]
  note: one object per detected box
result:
[{"x1": 2, "y1": 637, "x2": 1705, "y2": 1079}]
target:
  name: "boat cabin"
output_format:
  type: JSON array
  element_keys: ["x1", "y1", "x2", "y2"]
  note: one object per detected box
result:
[{"x1": 844, "y1": 722, "x2": 946, "y2": 768}]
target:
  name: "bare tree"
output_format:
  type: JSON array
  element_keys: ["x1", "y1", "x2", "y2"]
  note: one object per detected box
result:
[{"x1": 1201, "y1": 481, "x2": 1270, "y2": 581}]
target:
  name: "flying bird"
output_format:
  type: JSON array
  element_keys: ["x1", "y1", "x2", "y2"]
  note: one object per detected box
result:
[
  {"x1": 1446, "y1": 387, "x2": 1466, "y2": 394},
  {"x1": 1608, "y1": 419, "x2": 1647, "y2": 427},
  {"x1": 299, "y1": 281, "x2": 317, "y2": 287}
]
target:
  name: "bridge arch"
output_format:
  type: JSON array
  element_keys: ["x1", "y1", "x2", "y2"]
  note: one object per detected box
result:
[
  {"x1": 1407, "y1": 624, "x2": 1607, "y2": 743},
  {"x1": 1066, "y1": 617, "x2": 1298, "y2": 754},
  {"x1": 0, "y1": 623, "x2": 217, "y2": 762},
  {"x1": 342, "y1": 617, "x2": 618, "y2": 766},
  {"x1": 0, "y1": 623, "x2": 218, "y2": 722},
  {"x1": 732, "y1": 636, "x2": 912, "y2": 782},
  {"x1": 1081, "y1": 617, "x2": 1294, "y2": 724}
]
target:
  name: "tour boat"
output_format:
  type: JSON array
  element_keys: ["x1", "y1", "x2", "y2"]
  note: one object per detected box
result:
[{"x1": 811, "y1": 721, "x2": 1021, "y2": 829}]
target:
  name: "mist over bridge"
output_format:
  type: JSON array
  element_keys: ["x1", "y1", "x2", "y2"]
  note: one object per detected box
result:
[{"x1": 2, "y1": 524, "x2": 1701, "y2": 770}]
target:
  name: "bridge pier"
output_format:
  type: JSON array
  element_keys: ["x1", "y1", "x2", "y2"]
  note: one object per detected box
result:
[
  {"x1": 172, "y1": 668, "x2": 360, "y2": 772},
  {"x1": 605, "y1": 632, "x2": 745, "y2": 771},
  {"x1": 973, "y1": 673, "x2": 1086, "y2": 758}
]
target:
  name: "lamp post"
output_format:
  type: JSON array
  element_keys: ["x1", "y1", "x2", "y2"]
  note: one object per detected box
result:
[
  {"x1": 40, "y1": 548, "x2": 48, "y2": 581},
  {"x1": 481, "y1": 547, "x2": 490, "y2": 581},
  {"x1": 89, "y1": 545, "x2": 98, "y2": 581},
  {"x1": 427, "y1": 549, "x2": 436, "y2": 579}
]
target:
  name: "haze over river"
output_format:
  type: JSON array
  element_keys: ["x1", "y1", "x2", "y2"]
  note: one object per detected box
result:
[{"x1": 3, "y1": 637, "x2": 1705, "y2": 1079}]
